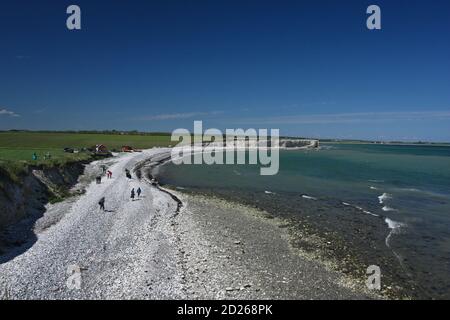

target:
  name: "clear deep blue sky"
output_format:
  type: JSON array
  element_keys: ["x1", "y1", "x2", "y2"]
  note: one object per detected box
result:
[{"x1": 1, "y1": 0, "x2": 449, "y2": 141}]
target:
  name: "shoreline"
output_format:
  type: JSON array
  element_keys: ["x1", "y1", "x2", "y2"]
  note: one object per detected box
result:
[
  {"x1": 148, "y1": 152, "x2": 425, "y2": 299},
  {"x1": 142, "y1": 152, "x2": 379, "y2": 299},
  {"x1": 158, "y1": 185, "x2": 416, "y2": 299},
  {"x1": 168, "y1": 190, "x2": 376, "y2": 299}
]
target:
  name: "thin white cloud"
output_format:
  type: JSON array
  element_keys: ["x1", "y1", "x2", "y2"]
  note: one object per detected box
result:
[
  {"x1": 236, "y1": 111, "x2": 450, "y2": 125},
  {"x1": 138, "y1": 111, "x2": 224, "y2": 121},
  {"x1": 0, "y1": 108, "x2": 20, "y2": 117}
]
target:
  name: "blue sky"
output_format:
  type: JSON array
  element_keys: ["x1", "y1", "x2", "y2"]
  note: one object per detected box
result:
[{"x1": 0, "y1": 0, "x2": 449, "y2": 141}]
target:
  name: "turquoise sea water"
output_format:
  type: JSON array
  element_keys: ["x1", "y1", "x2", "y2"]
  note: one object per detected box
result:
[{"x1": 153, "y1": 143, "x2": 450, "y2": 298}]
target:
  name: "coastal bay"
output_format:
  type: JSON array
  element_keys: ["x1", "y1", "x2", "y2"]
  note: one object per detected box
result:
[{"x1": 153, "y1": 143, "x2": 450, "y2": 299}]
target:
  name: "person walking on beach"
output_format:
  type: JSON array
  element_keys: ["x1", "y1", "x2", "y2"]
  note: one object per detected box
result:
[
  {"x1": 136, "y1": 187, "x2": 142, "y2": 198},
  {"x1": 98, "y1": 197, "x2": 105, "y2": 211},
  {"x1": 130, "y1": 188, "x2": 135, "y2": 201},
  {"x1": 107, "y1": 170, "x2": 112, "y2": 179}
]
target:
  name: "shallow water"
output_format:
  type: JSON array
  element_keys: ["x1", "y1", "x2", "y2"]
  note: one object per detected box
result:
[{"x1": 153, "y1": 143, "x2": 450, "y2": 298}]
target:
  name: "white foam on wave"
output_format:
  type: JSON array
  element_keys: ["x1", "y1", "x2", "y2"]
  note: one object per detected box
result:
[
  {"x1": 265, "y1": 190, "x2": 275, "y2": 195},
  {"x1": 378, "y1": 193, "x2": 391, "y2": 204},
  {"x1": 385, "y1": 218, "x2": 404, "y2": 230},
  {"x1": 318, "y1": 145, "x2": 335, "y2": 150},
  {"x1": 342, "y1": 202, "x2": 379, "y2": 217},
  {"x1": 382, "y1": 206, "x2": 398, "y2": 212},
  {"x1": 395, "y1": 187, "x2": 447, "y2": 199},
  {"x1": 369, "y1": 186, "x2": 378, "y2": 190},
  {"x1": 363, "y1": 210, "x2": 379, "y2": 217},
  {"x1": 302, "y1": 195, "x2": 317, "y2": 200},
  {"x1": 399, "y1": 188, "x2": 421, "y2": 192},
  {"x1": 384, "y1": 218, "x2": 407, "y2": 270}
]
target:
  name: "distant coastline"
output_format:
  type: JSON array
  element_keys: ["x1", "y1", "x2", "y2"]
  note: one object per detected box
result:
[{"x1": 1, "y1": 130, "x2": 449, "y2": 146}]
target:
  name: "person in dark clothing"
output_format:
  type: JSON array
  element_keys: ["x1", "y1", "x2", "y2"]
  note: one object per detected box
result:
[
  {"x1": 130, "y1": 188, "x2": 135, "y2": 201},
  {"x1": 136, "y1": 187, "x2": 142, "y2": 198},
  {"x1": 98, "y1": 197, "x2": 105, "y2": 211}
]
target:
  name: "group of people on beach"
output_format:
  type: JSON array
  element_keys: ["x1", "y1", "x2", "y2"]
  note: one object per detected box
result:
[
  {"x1": 98, "y1": 187, "x2": 142, "y2": 211},
  {"x1": 97, "y1": 166, "x2": 143, "y2": 211},
  {"x1": 130, "y1": 187, "x2": 142, "y2": 201}
]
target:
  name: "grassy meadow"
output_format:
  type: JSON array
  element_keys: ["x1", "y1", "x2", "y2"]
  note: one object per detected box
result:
[{"x1": 0, "y1": 131, "x2": 173, "y2": 178}]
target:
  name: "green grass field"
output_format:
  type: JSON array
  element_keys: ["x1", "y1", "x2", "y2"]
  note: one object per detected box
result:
[{"x1": 0, "y1": 131, "x2": 173, "y2": 178}]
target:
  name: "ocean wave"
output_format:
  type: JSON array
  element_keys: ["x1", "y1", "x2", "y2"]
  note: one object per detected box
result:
[
  {"x1": 394, "y1": 187, "x2": 449, "y2": 199},
  {"x1": 363, "y1": 210, "x2": 379, "y2": 217},
  {"x1": 385, "y1": 218, "x2": 405, "y2": 230},
  {"x1": 382, "y1": 206, "x2": 398, "y2": 212},
  {"x1": 369, "y1": 179, "x2": 385, "y2": 183},
  {"x1": 358, "y1": 206, "x2": 379, "y2": 216},
  {"x1": 369, "y1": 186, "x2": 378, "y2": 190},
  {"x1": 301, "y1": 194, "x2": 317, "y2": 200},
  {"x1": 384, "y1": 218, "x2": 407, "y2": 271},
  {"x1": 398, "y1": 187, "x2": 421, "y2": 193},
  {"x1": 265, "y1": 190, "x2": 275, "y2": 195},
  {"x1": 378, "y1": 193, "x2": 391, "y2": 204},
  {"x1": 318, "y1": 145, "x2": 335, "y2": 150},
  {"x1": 342, "y1": 202, "x2": 379, "y2": 217}
]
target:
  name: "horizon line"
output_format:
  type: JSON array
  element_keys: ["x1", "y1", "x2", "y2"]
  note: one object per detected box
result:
[{"x1": 1, "y1": 129, "x2": 450, "y2": 145}]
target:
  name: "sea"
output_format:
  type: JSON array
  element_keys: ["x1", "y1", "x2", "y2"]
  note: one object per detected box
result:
[{"x1": 151, "y1": 143, "x2": 450, "y2": 298}]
